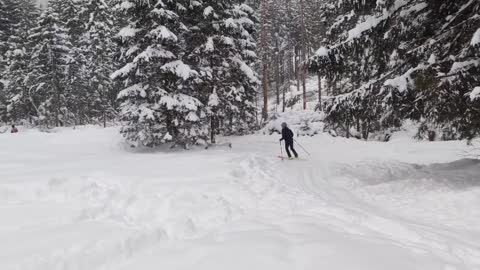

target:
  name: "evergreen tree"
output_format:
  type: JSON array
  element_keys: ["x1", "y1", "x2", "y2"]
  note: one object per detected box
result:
[
  {"x1": 0, "y1": 0, "x2": 21, "y2": 74},
  {"x1": 0, "y1": 0, "x2": 38, "y2": 123},
  {"x1": 49, "y1": 0, "x2": 90, "y2": 125},
  {"x1": 80, "y1": 0, "x2": 117, "y2": 126},
  {"x1": 310, "y1": 0, "x2": 480, "y2": 140},
  {"x1": 183, "y1": 1, "x2": 259, "y2": 142},
  {"x1": 113, "y1": 0, "x2": 204, "y2": 147},
  {"x1": 223, "y1": 3, "x2": 259, "y2": 135},
  {"x1": 24, "y1": 5, "x2": 74, "y2": 127}
]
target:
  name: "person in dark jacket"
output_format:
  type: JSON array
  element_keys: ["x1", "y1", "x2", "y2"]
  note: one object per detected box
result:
[
  {"x1": 279, "y1": 122, "x2": 298, "y2": 159},
  {"x1": 11, "y1": 125, "x2": 18, "y2": 133}
]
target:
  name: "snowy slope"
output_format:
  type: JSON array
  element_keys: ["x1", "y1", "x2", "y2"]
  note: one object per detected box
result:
[{"x1": 1, "y1": 126, "x2": 480, "y2": 269}]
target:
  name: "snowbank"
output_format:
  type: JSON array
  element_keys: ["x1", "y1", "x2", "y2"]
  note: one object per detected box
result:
[{"x1": 0, "y1": 126, "x2": 479, "y2": 269}]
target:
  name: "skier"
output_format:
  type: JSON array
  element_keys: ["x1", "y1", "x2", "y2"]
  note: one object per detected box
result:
[
  {"x1": 11, "y1": 125, "x2": 18, "y2": 133},
  {"x1": 279, "y1": 122, "x2": 298, "y2": 159}
]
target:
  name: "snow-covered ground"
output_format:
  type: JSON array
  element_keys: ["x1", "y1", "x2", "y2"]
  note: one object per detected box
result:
[{"x1": 1, "y1": 126, "x2": 480, "y2": 270}]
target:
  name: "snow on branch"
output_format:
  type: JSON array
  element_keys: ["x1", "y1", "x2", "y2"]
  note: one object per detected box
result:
[
  {"x1": 231, "y1": 57, "x2": 259, "y2": 84},
  {"x1": 472, "y1": 28, "x2": 480, "y2": 46},
  {"x1": 149, "y1": 25, "x2": 178, "y2": 41},
  {"x1": 118, "y1": 84, "x2": 147, "y2": 100},
  {"x1": 449, "y1": 59, "x2": 480, "y2": 74},
  {"x1": 384, "y1": 64, "x2": 427, "y2": 93},
  {"x1": 471, "y1": 87, "x2": 480, "y2": 101},
  {"x1": 161, "y1": 60, "x2": 198, "y2": 80},
  {"x1": 117, "y1": 26, "x2": 140, "y2": 40}
]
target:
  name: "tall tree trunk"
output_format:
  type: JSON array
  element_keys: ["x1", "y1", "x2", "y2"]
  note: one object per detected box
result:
[
  {"x1": 299, "y1": 0, "x2": 308, "y2": 110},
  {"x1": 281, "y1": 51, "x2": 286, "y2": 113},
  {"x1": 260, "y1": 0, "x2": 269, "y2": 120},
  {"x1": 273, "y1": 6, "x2": 280, "y2": 107},
  {"x1": 317, "y1": 71, "x2": 322, "y2": 111},
  {"x1": 275, "y1": 51, "x2": 280, "y2": 106},
  {"x1": 295, "y1": 47, "x2": 300, "y2": 93},
  {"x1": 210, "y1": 116, "x2": 216, "y2": 144},
  {"x1": 262, "y1": 62, "x2": 269, "y2": 120},
  {"x1": 302, "y1": 65, "x2": 307, "y2": 110},
  {"x1": 55, "y1": 81, "x2": 60, "y2": 127},
  {"x1": 103, "y1": 111, "x2": 107, "y2": 128}
]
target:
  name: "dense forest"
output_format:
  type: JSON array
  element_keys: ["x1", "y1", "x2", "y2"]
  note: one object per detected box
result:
[
  {"x1": 257, "y1": 0, "x2": 480, "y2": 141},
  {"x1": 1, "y1": 0, "x2": 479, "y2": 146}
]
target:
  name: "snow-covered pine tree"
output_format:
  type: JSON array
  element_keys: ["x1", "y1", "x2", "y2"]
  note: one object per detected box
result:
[
  {"x1": 223, "y1": 3, "x2": 259, "y2": 135},
  {"x1": 183, "y1": 0, "x2": 259, "y2": 143},
  {"x1": 79, "y1": 0, "x2": 117, "y2": 127},
  {"x1": 0, "y1": 0, "x2": 21, "y2": 74},
  {"x1": 303, "y1": 0, "x2": 329, "y2": 52},
  {"x1": 50, "y1": 0, "x2": 83, "y2": 40},
  {"x1": 49, "y1": 0, "x2": 90, "y2": 125},
  {"x1": 310, "y1": 0, "x2": 480, "y2": 140},
  {"x1": 0, "y1": 0, "x2": 20, "y2": 120},
  {"x1": 419, "y1": 1, "x2": 480, "y2": 140},
  {"x1": 112, "y1": 0, "x2": 205, "y2": 147},
  {"x1": 2, "y1": 44, "x2": 31, "y2": 123},
  {"x1": 0, "y1": 0, "x2": 38, "y2": 123},
  {"x1": 24, "y1": 5, "x2": 74, "y2": 127}
]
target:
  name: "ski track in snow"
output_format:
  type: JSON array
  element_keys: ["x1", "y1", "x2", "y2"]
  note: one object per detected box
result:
[{"x1": 1, "y1": 126, "x2": 480, "y2": 270}]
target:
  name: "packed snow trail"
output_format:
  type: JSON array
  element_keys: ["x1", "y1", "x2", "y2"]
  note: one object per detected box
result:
[{"x1": 0, "y1": 126, "x2": 479, "y2": 270}]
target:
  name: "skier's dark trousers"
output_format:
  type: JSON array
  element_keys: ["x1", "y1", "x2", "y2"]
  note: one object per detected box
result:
[{"x1": 279, "y1": 123, "x2": 298, "y2": 158}]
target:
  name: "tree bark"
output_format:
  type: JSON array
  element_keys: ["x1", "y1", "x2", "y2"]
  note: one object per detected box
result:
[
  {"x1": 275, "y1": 50, "x2": 280, "y2": 106},
  {"x1": 299, "y1": 0, "x2": 308, "y2": 110},
  {"x1": 281, "y1": 51, "x2": 286, "y2": 113},
  {"x1": 302, "y1": 64, "x2": 307, "y2": 110},
  {"x1": 210, "y1": 116, "x2": 216, "y2": 144},
  {"x1": 262, "y1": 62, "x2": 269, "y2": 119},
  {"x1": 295, "y1": 47, "x2": 300, "y2": 93},
  {"x1": 317, "y1": 72, "x2": 322, "y2": 111},
  {"x1": 260, "y1": 0, "x2": 269, "y2": 120}
]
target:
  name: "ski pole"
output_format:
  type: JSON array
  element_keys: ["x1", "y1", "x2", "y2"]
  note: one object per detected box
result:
[{"x1": 294, "y1": 139, "x2": 311, "y2": 156}]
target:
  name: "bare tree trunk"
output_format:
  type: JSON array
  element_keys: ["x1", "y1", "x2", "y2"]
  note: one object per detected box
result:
[
  {"x1": 55, "y1": 82, "x2": 60, "y2": 127},
  {"x1": 299, "y1": 0, "x2": 308, "y2": 110},
  {"x1": 103, "y1": 111, "x2": 107, "y2": 128},
  {"x1": 295, "y1": 47, "x2": 300, "y2": 93},
  {"x1": 332, "y1": 76, "x2": 337, "y2": 96},
  {"x1": 281, "y1": 52, "x2": 286, "y2": 113},
  {"x1": 273, "y1": 6, "x2": 280, "y2": 107},
  {"x1": 275, "y1": 50, "x2": 280, "y2": 106},
  {"x1": 262, "y1": 62, "x2": 269, "y2": 119},
  {"x1": 260, "y1": 0, "x2": 269, "y2": 120},
  {"x1": 302, "y1": 65, "x2": 307, "y2": 110},
  {"x1": 317, "y1": 71, "x2": 322, "y2": 111},
  {"x1": 346, "y1": 121, "x2": 350, "y2": 139}
]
